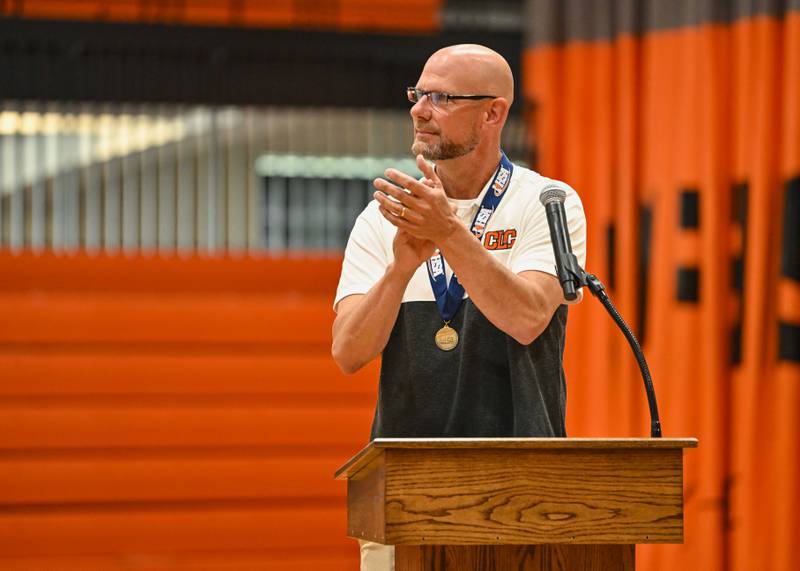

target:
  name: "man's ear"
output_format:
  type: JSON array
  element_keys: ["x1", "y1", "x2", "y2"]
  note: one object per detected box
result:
[{"x1": 485, "y1": 98, "x2": 510, "y2": 125}]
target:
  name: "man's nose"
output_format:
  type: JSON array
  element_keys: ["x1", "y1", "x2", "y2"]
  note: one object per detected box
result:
[{"x1": 410, "y1": 97, "x2": 431, "y2": 120}]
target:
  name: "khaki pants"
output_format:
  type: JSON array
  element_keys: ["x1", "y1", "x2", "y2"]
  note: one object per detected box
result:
[{"x1": 358, "y1": 540, "x2": 394, "y2": 571}]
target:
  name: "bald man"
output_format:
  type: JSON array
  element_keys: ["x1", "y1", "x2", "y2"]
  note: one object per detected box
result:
[{"x1": 332, "y1": 45, "x2": 587, "y2": 570}]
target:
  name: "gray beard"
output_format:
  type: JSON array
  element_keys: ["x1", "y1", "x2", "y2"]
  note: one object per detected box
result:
[{"x1": 412, "y1": 131, "x2": 480, "y2": 161}]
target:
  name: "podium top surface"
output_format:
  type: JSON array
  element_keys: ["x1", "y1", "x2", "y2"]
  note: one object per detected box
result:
[{"x1": 334, "y1": 437, "x2": 698, "y2": 480}]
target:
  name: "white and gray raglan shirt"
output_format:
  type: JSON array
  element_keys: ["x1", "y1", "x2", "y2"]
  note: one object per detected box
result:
[{"x1": 335, "y1": 162, "x2": 587, "y2": 438}]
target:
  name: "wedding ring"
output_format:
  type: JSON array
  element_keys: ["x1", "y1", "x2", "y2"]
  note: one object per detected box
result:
[{"x1": 399, "y1": 206, "x2": 406, "y2": 218}]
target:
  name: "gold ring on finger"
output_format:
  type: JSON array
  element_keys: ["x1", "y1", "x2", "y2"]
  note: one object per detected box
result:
[{"x1": 399, "y1": 206, "x2": 406, "y2": 218}]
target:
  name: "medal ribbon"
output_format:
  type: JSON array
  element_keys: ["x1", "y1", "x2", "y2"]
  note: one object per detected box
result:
[{"x1": 426, "y1": 151, "x2": 514, "y2": 322}]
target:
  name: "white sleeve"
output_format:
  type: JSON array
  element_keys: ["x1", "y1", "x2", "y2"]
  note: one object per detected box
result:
[
  {"x1": 334, "y1": 203, "x2": 390, "y2": 311},
  {"x1": 508, "y1": 185, "x2": 587, "y2": 303}
]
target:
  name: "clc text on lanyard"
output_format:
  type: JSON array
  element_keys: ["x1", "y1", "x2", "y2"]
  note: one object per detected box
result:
[{"x1": 426, "y1": 151, "x2": 514, "y2": 351}]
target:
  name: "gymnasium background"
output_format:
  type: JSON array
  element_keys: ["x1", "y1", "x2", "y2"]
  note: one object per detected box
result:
[{"x1": 0, "y1": 1, "x2": 797, "y2": 569}]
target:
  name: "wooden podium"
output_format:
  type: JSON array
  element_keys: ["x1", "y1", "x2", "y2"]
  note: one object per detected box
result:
[{"x1": 335, "y1": 438, "x2": 697, "y2": 570}]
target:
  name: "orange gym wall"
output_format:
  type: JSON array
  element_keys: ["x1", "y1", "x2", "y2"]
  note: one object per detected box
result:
[
  {"x1": 524, "y1": 3, "x2": 800, "y2": 571},
  {"x1": 0, "y1": 252, "x2": 376, "y2": 569},
  {"x1": 0, "y1": 0, "x2": 442, "y2": 33}
]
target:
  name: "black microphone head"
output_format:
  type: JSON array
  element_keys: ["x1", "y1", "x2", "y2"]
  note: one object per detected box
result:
[{"x1": 539, "y1": 184, "x2": 567, "y2": 206}]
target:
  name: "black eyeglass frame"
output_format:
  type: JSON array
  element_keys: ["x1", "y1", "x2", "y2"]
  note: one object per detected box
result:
[{"x1": 406, "y1": 87, "x2": 497, "y2": 107}]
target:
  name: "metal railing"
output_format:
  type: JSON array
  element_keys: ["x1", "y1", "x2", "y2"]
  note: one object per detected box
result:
[{"x1": 0, "y1": 102, "x2": 530, "y2": 255}]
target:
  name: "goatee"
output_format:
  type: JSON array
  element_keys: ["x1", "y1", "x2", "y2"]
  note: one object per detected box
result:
[{"x1": 412, "y1": 133, "x2": 479, "y2": 161}]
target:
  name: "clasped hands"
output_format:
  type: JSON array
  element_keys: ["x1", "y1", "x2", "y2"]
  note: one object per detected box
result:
[{"x1": 373, "y1": 154, "x2": 460, "y2": 246}]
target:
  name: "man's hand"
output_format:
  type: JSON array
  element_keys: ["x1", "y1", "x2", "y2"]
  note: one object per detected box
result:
[
  {"x1": 392, "y1": 229, "x2": 436, "y2": 275},
  {"x1": 373, "y1": 154, "x2": 460, "y2": 243}
]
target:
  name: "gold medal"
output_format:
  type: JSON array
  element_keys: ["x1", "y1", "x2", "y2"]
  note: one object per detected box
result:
[{"x1": 435, "y1": 323, "x2": 459, "y2": 351}]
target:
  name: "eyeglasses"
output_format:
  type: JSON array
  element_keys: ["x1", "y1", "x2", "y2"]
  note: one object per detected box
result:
[{"x1": 406, "y1": 87, "x2": 496, "y2": 109}]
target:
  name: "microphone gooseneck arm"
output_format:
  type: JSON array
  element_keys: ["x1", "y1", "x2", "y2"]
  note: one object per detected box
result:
[
  {"x1": 539, "y1": 184, "x2": 662, "y2": 438},
  {"x1": 582, "y1": 273, "x2": 662, "y2": 438}
]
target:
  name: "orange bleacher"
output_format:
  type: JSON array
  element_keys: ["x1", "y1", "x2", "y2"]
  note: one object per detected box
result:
[
  {"x1": 0, "y1": 251, "x2": 377, "y2": 569},
  {"x1": 2, "y1": 0, "x2": 443, "y2": 33}
]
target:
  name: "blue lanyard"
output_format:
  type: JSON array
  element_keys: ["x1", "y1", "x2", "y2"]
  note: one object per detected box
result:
[{"x1": 425, "y1": 151, "x2": 514, "y2": 322}]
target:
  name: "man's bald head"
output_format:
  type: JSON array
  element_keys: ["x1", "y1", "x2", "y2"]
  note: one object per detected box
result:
[
  {"x1": 410, "y1": 44, "x2": 513, "y2": 161},
  {"x1": 424, "y1": 44, "x2": 514, "y2": 105}
]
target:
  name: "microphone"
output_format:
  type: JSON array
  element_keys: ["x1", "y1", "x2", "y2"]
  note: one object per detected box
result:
[{"x1": 539, "y1": 184, "x2": 584, "y2": 301}]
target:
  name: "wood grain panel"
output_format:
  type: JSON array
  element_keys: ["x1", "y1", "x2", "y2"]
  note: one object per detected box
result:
[
  {"x1": 0, "y1": 293, "x2": 334, "y2": 345},
  {"x1": 0, "y1": 456, "x2": 349, "y2": 504},
  {"x1": 0, "y1": 352, "x2": 378, "y2": 397},
  {"x1": 395, "y1": 544, "x2": 635, "y2": 571},
  {"x1": 0, "y1": 405, "x2": 373, "y2": 449},
  {"x1": 336, "y1": 437, "x2": 697, "y2": 479},
  {"x1": 384, "y1": 448, "x2": 684, "y2": 545},
  {"x1": 363, "y1": 437, "x2": 696, "y2": 449},
  {"x1": 0, "y1": 506, "x2": 349, "y2": 557},
  {"x1": 347, "y1": 455, "x2": 385, "y2": 543}
]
